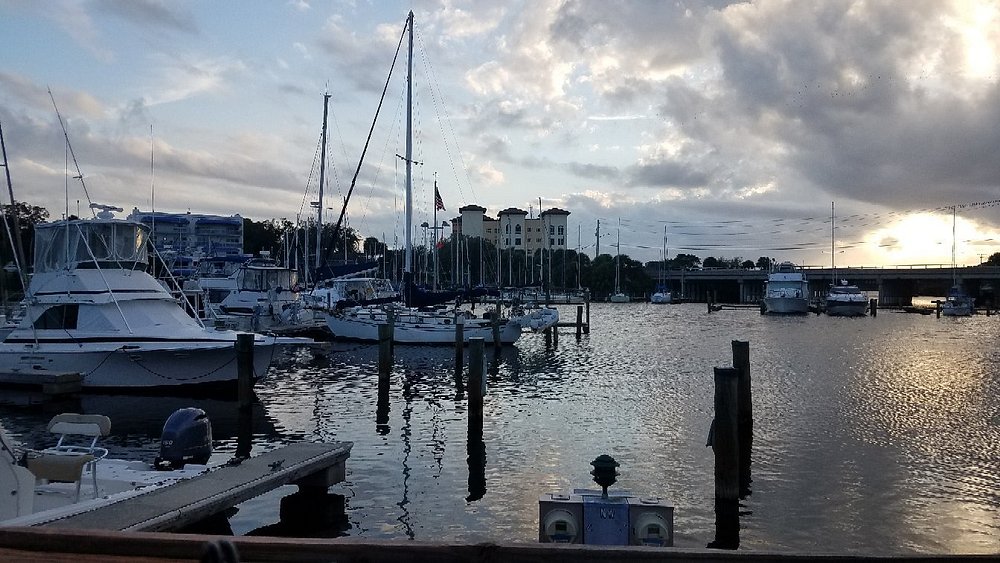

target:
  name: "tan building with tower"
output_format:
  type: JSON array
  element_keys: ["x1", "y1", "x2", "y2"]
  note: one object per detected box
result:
[{"x1": 451, "y1": 205, "x2": 571, "y2": 252}]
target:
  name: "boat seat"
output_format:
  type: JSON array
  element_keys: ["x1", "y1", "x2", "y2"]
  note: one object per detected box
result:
[{"x1": 25, "y1": 413, "x2": 111, "y2": 502}]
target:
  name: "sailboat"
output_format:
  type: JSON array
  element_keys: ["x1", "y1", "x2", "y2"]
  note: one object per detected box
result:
[
  {"x1": 325, "y1": 12, "x2": 537, "y2": 344},
  {"x1": 650, "y1": 226, "x2": 671, "y2": 304},
  {"x1": 941, "y1": 206, "x2": 973, "y2": 317},
  {"x1": 609, "y1": 220, "x2": 629, "y2": 303}
]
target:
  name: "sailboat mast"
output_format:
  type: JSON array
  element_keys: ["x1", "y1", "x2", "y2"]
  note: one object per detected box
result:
[
  {"x1": 404, "y1": 11, "x2": 414, "y2": 275},
  {"x1": 615, "y1": 219, "x2": 621, "y2": 293},
  {"x1": 0, "y1": 121, "x2": 28, "y2": 292},
  {"x1": 831, "y1": 201, "x2": 835, "y2": 283},
  {"x1": 951, "y1": 205, "x2": 957, "y2": 283},
  {"x1": 316, "y1": 93, "x2": 330, "y2": 270}
]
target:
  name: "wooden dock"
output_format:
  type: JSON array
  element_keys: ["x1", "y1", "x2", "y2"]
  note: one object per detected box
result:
[
  {"x1": 0, "y1": 371, "x2": 83, "y2": 395},
  {"x1": 33, "y1": 441, "x2": 352, "y2": 532},
  {"x1": 0, "y1": 527, "x2": 996, "y2": 563}
]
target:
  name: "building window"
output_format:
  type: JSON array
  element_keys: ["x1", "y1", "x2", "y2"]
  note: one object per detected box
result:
[
  {"x1": 558, "y1": 226, "x2": 564, "y2": 235},
  {"x1": 515, "y1": 225, "x2": 522, "y2": 234},
  {"x1": 549, "y1": 225, "x2": 555, "y2": 235},
  {"x1": 505, "y1": 224, "x2": 510, "y2": 234},
  {"x1": 515, "y1": 238, "x2": 521, "y2": 246},
  {"x1": 558, "y1": 238, "x2": 564, "y2": 245},
  {"x1": 549, "y1": 238, "x2": 555, "y2": 246},
  {"x1": 505, "y1": 238, "x2": 510, "y2": 245}
]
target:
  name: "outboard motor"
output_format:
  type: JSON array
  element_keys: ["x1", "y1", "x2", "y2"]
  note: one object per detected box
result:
[{"x1": 155, "y1": 407, "x2": 212, "y2": 470}]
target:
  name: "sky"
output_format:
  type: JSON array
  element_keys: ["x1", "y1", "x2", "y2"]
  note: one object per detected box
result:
[{"x1": 1, "y1": 0, "x2": 999, "y2": 267}]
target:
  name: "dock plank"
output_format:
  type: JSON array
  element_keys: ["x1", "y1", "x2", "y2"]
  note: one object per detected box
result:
[{"x1": 37, "y1": 441, "x2": 352, "y2": 532}]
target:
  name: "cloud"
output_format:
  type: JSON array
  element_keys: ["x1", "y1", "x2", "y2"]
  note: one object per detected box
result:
[
  {"x1": 144, "y1": 55, "x2": 248, "y2": 106},
  {"x1": 93, "y1": 0, "x2": 199, "y2": 34}
]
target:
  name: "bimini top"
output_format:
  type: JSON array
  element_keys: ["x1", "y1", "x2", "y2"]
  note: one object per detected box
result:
[{"x1": 33, "y1": 218, "x2": 150, "y2": 273}]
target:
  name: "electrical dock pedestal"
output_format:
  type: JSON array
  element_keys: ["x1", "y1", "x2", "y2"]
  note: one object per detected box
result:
[
  {"x1": 538, "y1": 455, "x2": 674, "y2": 547},
  {"x1": 539, "y1": 490, "x2": 674, "y2": 546}
]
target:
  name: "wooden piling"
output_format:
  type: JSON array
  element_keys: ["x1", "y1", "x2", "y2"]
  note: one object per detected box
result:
[
  {"x1": 552, "y1": 325, "x2": 558, "y2": 346},
  {"x1": 935, "y1": 301, "x2": 941, "y2": 318},
  {"x1": 455, "y1": 315, "x2": 465, "y2": 374},
  {"x1": 491, "y1": 299, "x2": 501, "y2": 351},
  {"x1": 378, "y1": 323, "x2": 392, "y2": 377},
  {"x1": 584, "y1": 290, "x2": 591, "y2": 334},
  {"x1": 235, "y1": 333, "x2": 254, "y2": 411},
  {"x1": 869, "y1": 298, "x2": 878, "y2": 317},
  {"x1": 732, "y1": 340, "x2": 752, "y2": 496},
  {"x1": 712, "y1": 367, "x2": 739, "y2": 502},
  {"x1": 576, "y1": 305, "x2": 583, "y2": 337}
]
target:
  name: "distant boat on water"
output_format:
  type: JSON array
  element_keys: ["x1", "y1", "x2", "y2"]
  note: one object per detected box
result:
[
  {"x1": 824, "y1": 280, "x2": 868, "y2": 316},
  {"x1": 763, "y1": 261, "x2": 809, "y2": 314}
]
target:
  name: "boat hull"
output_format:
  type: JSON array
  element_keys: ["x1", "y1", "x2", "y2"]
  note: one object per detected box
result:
[
  {"x1": 650, "y1": 292, "x2": 671, "y2": 304},
  {"x1": 609, "y1": 294, "x2": 630, "y2": 303},
  {"x1": 0, "y1": 339, "x2": 280, "y2": 391},
  {"x1": 825, "y1": 301, "x2": 868, "y2": 316},
  {"x1": 763, "y1": 297, "x2": 810, "y2": 314},
  {"x1": 326, "y1": 308, "x2": 522, "y2": 344}
]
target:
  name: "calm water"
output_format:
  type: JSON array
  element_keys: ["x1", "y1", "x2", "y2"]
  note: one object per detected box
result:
[{"x1": 2, "y1": 303, "x2": 998, "y2": 554}]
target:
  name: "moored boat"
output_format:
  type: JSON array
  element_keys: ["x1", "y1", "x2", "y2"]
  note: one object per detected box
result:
[
  {"x1": 0, "y1": 213, "x2": 283, "y2": 392},
  {"x1": 763, "y1": 261, "x2": 809, "y2": 314},
  {"x1": 940, "y1": 284, "x2": 974, "y2": 316},
  {"x1": 824, "y1": 280, "x2": 868, "y2": 316}
]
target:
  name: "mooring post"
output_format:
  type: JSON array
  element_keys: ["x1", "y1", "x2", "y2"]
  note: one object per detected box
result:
[
  {"x1": 455, "y1": 315, "x2": 465, "y2": 375},
  {"x1": 378, "y1": 323, "x2": 392, "y2": 377},
  {"x1": 935, "y1": 301, "x2": 941, "y2": 318},
  {"x1": 235, "y1": 333, "x2": 254, "y2": 411},
  {"x1": 584, "y1": 290, "x2": 591, "y2": 334},
  {"x1": 712, "y1": 367, "x2": 739, "y2": 502},
  {"x1": 870, "y1": 298, "x2": 878, "y2": 317},
  {"x1": 492, "y1": 298, "x2": 501, "y2": 351},
  {"x1": 732, "y1": 340, "x2": 752, "y2": 496},
  {"x1": 552, "y1": 324, "x2": 558, "y2": 346},
  {"x1": 576, "y1": 305, "x2": 583, "y2": 338},
  {"x1": 467, "y1": 336, "x2": 486, "y2": 502}
]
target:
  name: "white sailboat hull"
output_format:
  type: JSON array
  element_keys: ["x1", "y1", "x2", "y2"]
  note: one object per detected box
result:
[{"x1": 327, "y1": 306, "x2": 522, "y2": 344}]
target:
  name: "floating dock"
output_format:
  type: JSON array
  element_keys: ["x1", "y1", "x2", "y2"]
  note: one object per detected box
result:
[{"x1": 29, "y1": 441, "x2": 352, "y2": 532}]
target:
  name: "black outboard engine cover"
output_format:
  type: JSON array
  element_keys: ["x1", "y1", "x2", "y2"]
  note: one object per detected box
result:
[{"x1": 155, "y1": 407, "x2": 212, "y2": 470}]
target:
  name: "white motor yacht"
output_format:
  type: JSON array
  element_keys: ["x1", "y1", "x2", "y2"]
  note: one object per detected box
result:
[
  {"x1": 824, "y1": 280, "x2": 868, "y2": 316},
  {"x1": 0, "y1": 214, "x2": 282, "y2": 392},
  {"x1": 763, "y1": 261, "x2": 810, "y2": 314}
]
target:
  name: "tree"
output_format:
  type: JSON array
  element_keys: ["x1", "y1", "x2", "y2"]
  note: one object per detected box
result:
[
  {"x1": 672, "y1": 253, "x2": 701, "y2": 269},
  {"x1": 756, "y1": 256, "x2": 774, "y2": 270},
  {"x1": 741, "y1": 259, "x2": 755, "y2": 270},
  {"x1": 703, "y1": 256, "x2": 721, "y2": 268}
]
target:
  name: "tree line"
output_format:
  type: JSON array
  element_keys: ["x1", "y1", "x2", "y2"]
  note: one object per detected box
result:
[{"x1": 5, "y1": 205, "x2": 1000, "y2": 302}]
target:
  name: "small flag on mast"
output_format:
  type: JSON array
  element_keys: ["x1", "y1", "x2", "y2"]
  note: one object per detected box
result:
[{"x1": 434, "y1": 186, "x2": 446, "y2": 211}]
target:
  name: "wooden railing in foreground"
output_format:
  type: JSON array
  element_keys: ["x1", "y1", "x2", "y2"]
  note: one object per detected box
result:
[{"x1": 0, "y1": 527, "x2": 995, "y2": 563}]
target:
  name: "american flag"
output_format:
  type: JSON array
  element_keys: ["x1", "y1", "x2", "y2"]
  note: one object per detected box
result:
[{"x1": 434, "y1": 186, "x2": 446, "y2": 211}]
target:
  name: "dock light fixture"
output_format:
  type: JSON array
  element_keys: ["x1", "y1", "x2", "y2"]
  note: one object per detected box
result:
[{"x1": 590, "y1": 454, "x2": 619, "y2": 498}]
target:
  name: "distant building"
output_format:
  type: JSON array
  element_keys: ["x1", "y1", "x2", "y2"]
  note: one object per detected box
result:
[
  {"x1": 129, "y1": 208, "x2": 244, "y2": 259},
  {"x1": 452, "y1": 205, "x2": 571, "y2": 252}
]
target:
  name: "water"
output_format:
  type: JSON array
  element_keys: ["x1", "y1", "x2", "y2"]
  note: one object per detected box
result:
[{"x1": 2, "y1": 303, "x2": 998, "y2": 554}]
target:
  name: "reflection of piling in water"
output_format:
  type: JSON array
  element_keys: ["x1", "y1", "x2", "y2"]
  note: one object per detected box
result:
[
  {"x1": 376, "y1": 372, "x2": 390, "y2": 436},
  {"x1": 576, "y1": 305, "x2": 583, "y2": 338},
  {"x1": 467, "y1": 337, "x2": 486, "y2": 501}
]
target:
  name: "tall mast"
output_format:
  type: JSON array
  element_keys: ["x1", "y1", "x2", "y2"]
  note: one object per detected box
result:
[
  {"x1": 0, "y1": 120, "x2": 28, "y2": 291},
  {"x1": 316, "y1": 92, "x2": 330, "y2": 270},
  {"x1": 951, "y1": 205, "x2": 957, "y2": 284},
  {"x1": 830, "y1": 201, "x2": 835, "y2": 284},
  {"x1": 404, "y1": 11, "x2": 414, "y2": 275}
]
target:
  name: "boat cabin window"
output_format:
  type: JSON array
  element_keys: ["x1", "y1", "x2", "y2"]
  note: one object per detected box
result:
[{"x1": 33, "y1": 304, "x2": 80, "y2": 330}]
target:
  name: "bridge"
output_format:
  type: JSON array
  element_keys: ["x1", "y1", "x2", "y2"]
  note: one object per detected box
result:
[{"x1": 650, "y1": 265, "x2": 1000, "y2": 307}]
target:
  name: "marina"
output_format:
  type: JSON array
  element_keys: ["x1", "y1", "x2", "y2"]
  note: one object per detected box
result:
[{"x1": 2, "y1": 302, "x2": 997, "y2": 555}]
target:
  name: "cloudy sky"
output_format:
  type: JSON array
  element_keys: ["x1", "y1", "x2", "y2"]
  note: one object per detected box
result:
[{"x1": 1, "y1": 0, "x2": 998, "y2": 266}]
